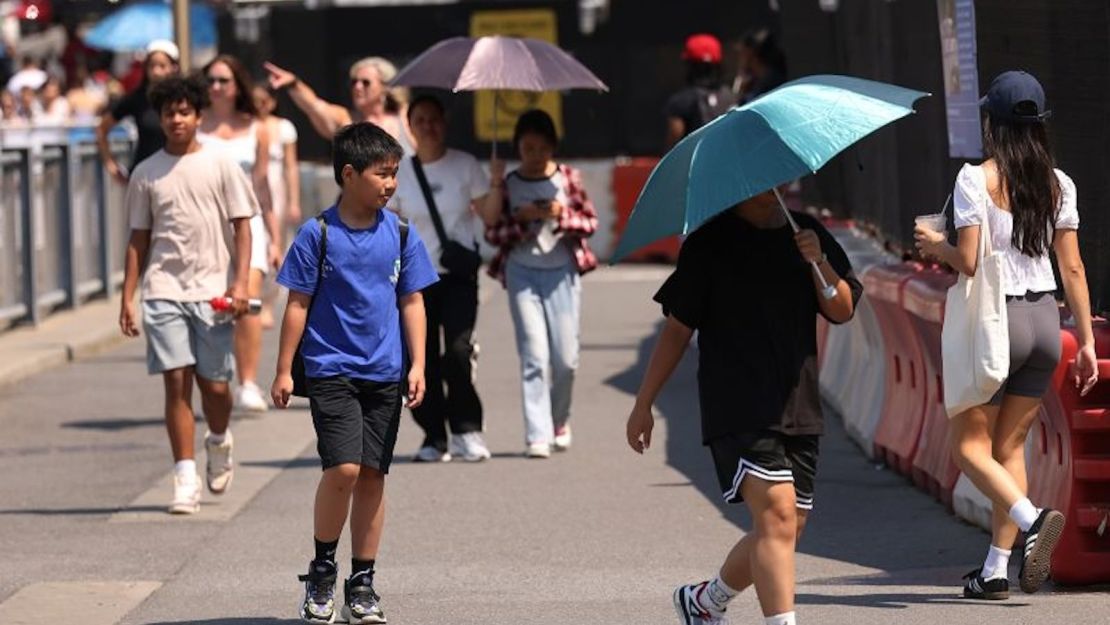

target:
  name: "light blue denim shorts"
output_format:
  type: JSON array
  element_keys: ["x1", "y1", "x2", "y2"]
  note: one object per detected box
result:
[{"x1": 142, "y1": 299, "x2": 234, "y2": 381}]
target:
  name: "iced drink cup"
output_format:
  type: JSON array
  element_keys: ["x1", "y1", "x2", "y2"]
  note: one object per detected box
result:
[{"x1": 915, "y1": 212, "x2": 947, "y2": 235}]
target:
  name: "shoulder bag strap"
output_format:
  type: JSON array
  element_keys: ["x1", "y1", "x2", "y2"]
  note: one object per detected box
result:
[
  {"x1": 977, "y1": 167, "x2": 992, "y2": 258},
  {"x1": 411, "y1": 156, "x2": 450, "y2": 247}
]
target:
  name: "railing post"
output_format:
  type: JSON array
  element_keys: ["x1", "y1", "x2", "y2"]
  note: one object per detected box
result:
[
  {"x1": 96, "y1": 146, "x2": 113, "y2": 299},
  {"x1": 18, "y1": 147, "x2": 39, "y2": 326},
  {"x1": 62, "y1": 141, "x2": 78, "y2": 309}
]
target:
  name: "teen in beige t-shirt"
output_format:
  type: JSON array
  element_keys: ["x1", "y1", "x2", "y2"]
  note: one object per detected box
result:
[{"x1": 126, "y1": 148, "x2": 259, "y2": 301}]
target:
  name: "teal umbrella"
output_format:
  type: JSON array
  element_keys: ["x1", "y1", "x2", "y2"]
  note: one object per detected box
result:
[{"x1": 612, "y1": 74, "x2": 929, "y2": 295}]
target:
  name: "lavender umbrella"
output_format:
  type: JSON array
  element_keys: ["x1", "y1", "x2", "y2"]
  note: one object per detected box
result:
[{"x1": 391, "y1": 36, "x2": 608, "y2": 155}]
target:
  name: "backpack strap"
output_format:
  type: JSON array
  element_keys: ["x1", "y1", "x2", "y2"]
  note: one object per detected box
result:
[{"x1": 305, "y1": 214, "x2": 328, "y2": 319}]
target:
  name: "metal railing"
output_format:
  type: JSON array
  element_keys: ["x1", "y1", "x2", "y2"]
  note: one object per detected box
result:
[{"x1": 1, "y1": 126, "x2": 132, "y2": 327}]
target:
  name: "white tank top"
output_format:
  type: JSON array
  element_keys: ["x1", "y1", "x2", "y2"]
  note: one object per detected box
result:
[{"x1": 197, "y1": 120, "x2": 259, "y2": 174}]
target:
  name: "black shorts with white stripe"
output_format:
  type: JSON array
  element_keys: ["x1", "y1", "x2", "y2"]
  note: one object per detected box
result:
[{"x1": 708, "y1": 430, "x2": 819, "y2": 510}]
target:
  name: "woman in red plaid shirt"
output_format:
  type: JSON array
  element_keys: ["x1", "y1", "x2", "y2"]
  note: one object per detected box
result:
[{"x1": 485, "y1": 109, "x2": 599, "y2": 458}]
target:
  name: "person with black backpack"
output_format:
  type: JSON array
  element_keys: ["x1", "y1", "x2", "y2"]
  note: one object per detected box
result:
[
  {"x1": 270, "y1": 122, "x2": 438, "y2": 624},
  {"x1": 664, "y1": 33, "x2": 737, "y2": 149},
  {"x1": 390, "y1": 95, "x2": 505, "y2": 463}
]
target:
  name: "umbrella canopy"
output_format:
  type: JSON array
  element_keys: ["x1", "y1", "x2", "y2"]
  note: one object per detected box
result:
[
  {"x1": 611, "y1": 74, "x2": 929, "y2": 262},
  {"x1": 391, "y1": 35, "x2": 608, "y2": 93},
  {"x1": 84, "y1": 1, "x2": 217, "y2": 52}
]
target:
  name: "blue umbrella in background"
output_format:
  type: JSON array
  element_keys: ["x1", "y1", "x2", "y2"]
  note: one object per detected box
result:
[
  {"x1": 84, "y1": 1, "x2": 217, "y2": 52},
  {"x1": 611, "y1": 74, "x2": 929, "y2": 296}
]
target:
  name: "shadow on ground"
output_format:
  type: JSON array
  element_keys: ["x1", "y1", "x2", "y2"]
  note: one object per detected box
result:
[
  {"x1": 145, "y1": 619, "x2": 302, "y2": 625},
  {"x1": 605, "y1": 320, "x2": 988, "y2": 585}
]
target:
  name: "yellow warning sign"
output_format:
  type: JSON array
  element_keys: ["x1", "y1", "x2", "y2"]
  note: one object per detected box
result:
[{"x1": 470, "y1": 8, "x2": 563, "y2": 142}]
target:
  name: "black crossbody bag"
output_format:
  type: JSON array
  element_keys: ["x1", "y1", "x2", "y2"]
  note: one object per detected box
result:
[
  {"x1": 291, "y1": 214, "x2": 409, "y2": 396},
  {"x1": 411, "y1": 156, "x2": 482, "y2": 278}
]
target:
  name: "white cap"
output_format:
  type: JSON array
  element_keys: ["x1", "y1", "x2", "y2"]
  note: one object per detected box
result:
[{"x1": 145, "y1": 39, "x2": 180, "y2": 62}]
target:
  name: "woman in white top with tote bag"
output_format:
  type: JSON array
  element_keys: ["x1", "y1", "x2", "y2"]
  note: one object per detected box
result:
[{"x1": 916, "y1": 71, "x2": 1098, "y2": 601}]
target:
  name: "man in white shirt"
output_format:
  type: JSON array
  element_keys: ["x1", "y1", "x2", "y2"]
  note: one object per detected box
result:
[{"x1": 390, "y1": 94, "x2": 503, "y2": 463}]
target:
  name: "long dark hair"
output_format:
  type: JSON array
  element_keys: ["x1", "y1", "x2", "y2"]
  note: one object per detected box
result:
[
  {"x1": 202, "y1": 54, "x2": 257, "y2": 116},
  {"x1": 982, "y1": 113, "x2": 1060, "y2": 257}
]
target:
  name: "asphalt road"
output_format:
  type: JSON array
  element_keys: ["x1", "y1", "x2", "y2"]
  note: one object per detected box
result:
[{"x1": 0, "y1": 267, "x2": 1105, "y2": 625}]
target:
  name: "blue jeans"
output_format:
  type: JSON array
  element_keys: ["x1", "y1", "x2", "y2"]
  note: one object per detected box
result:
[{"x1": 505, "y1": 261, "x2": 581, "y2": 445}]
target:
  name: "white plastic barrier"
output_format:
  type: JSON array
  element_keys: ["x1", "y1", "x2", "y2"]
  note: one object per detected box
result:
[
  {"x1": 954, "y1": 431, "x2": 1043, "y2": 531},
  {"x1": 819, "y1": 226, "x2": 895, "y2": 457},
  {"x1": 952, "y1": 473, "x2": 993, "y2": 530}
]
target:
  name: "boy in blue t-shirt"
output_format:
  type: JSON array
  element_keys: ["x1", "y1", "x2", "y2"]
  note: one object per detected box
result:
[{"x1": 271, "y1": 122, "x2": 438, "y2": 624}]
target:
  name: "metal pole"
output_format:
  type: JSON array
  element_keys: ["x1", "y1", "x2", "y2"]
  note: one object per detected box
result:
[
  {"x1": 772, "y1": 186, "x2": 837, "y2": 300},
  {"x1": 173, "y1": 0, "x2": 192, "y2": 73},
  {"x1": 96, "y1": 148, "x2": 112, "y2": 298},
  {"x1": 19, "y1": 149, "x2": 40, "y2": 325},
  {"x1": 491, "y1": 90, "x2": 498, "y2": 160},
  {"x1": 62, "y1": 142, "x2": 78, "y2": 309}
]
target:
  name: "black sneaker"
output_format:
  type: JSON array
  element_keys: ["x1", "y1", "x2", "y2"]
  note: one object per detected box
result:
[
  {"x1": 342, "y1": 571, "x2": 386, "y2": 624},
  {"x1": 962, "y1": 567, "x2": 1009, "y2": 600},
  {"x1": 1019, "y1": 508, "x2": 1066, "y2": 593},
  {"x1": 297, "y1": 559, "x2": 337, "y2": 624}
]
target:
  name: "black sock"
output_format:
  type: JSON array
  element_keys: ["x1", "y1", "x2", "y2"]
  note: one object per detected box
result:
[
  {"x1": 314, "y1": 538, "x2": 338, "y2": 565},
  {"x1": 351, "y1": 558, "x2": 375, "y2": 583}
]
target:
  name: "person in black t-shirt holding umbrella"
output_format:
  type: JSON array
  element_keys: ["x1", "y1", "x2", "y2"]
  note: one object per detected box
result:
[{"x1": 626, "y1": 189, "x2": 861, "y2": 625}]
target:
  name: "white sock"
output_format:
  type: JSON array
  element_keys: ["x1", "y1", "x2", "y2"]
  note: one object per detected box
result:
[
  {"x1": 206, "y1": 431, "x2": 226, "y2": 446},
  {"x1": 1009, "y1": 498, "x2": 1039, "y2": 532},
  {"x1": 174, "y1": 459, "x2": 197, "y2": 482},
  {"x1": 697, "y1": 575, "x2": 739, "y2": 613},
  {"x1": 982, "y1": 545, "x2": 1011, "y2": 580},
  {"x1": 765, "y1": 612, "x2": 796, "y2": 625}
]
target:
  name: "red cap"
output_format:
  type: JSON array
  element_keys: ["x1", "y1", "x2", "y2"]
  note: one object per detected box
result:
[
  {"x1": 11, "y1": 0, "x2": 52, "y2": 22},
  {"x1": 682, "y1": 34, "x2": 722, "y2": 64}
]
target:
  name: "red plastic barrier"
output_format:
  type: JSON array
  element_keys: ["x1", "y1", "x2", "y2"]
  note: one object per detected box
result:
[
  {"x1": 866, "y1": 262, "x2": 927, "y2": 475},
  {"x1": 903, "y1": 269, "x2": 959, "y2": 507},
  {"x1": 611, "y1": 158, "x2": 679, "y2": 263},
  {"x1": 1027, "y1": 320, "x2": 1110, "y2": 585}
]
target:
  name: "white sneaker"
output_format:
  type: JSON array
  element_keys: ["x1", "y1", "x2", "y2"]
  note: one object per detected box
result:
[
  {"x1": 412, "y1": 445, "x2": 451, "y2": 463},
  {"x1": 449, "y1": 432, "x2": 492, "y2": 462},
  {"x1": 553, "y1": 425, "x2": 572, "y2": 452},
  {"x1": 204, "y1": 430, "x2": 234, "y2": 494},
  {"x1": 168, "y1": 474, "x2": 201, "y2": 514},
  {"x1": 235, "y1": 381, "x2": 268, "y2": 413},
  {"x1": 525, "y1": 442, "x2": 551, "y2": 459}
]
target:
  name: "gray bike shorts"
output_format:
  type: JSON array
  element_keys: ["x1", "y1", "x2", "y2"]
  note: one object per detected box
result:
[{"x1": 989, "y1": 293, "x2": 1061, "y2": 404}]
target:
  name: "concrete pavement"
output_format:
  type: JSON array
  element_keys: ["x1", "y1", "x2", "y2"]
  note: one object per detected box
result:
[{"x1": 0, "y1": 267, "x2": 1106, "y2": 624}]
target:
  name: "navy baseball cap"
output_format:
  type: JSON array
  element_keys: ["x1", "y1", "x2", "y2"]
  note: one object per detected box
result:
[{"x1": 980, "y1": 70, "x2": 1051, "y2": 123}]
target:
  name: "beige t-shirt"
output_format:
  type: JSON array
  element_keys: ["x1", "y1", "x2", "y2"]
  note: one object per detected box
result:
[{"x1": 126, "y1": 148, "x2": 259, "y2": 301}]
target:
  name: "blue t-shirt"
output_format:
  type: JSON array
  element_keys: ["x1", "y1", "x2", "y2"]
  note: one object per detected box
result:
[{"x1": 277, "y1": 206, "x2": 438, "y2": 381}]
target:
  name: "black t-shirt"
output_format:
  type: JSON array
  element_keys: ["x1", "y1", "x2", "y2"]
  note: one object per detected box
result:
[
  {"x1": 654, "y1": 210, "x2": 863, "y2": 442},
  {"x1": 111, "y1": 84, "x2": 165, "y2": 167},
  {"x1": 665, "y1": 85, "x2": 735, "y2": 138}
]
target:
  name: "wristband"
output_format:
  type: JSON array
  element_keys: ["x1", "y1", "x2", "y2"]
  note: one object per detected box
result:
[{"x1": 280, "y1": 78, "x2": 299, "y2": 92}]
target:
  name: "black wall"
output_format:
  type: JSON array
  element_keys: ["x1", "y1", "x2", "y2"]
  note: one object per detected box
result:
[
  {"x1": 776, "y1": 0, "x2": 1110, "y2": 312},
  {"x1": 259, "y1": 0, "x2": 776, "y2": 161}
]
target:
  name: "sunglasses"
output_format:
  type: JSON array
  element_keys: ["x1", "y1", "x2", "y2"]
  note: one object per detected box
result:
[
  {"x1": 207, "y1": 76, "x2": 232, "y2": 86},
  {"x1": 350, "y1": 78, "x2": 374, "y2": 89}
]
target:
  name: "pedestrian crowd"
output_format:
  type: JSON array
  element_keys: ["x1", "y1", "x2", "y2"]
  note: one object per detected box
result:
[{"x1": 98, "y1": 27, "x2": 1097, "y2": 625}]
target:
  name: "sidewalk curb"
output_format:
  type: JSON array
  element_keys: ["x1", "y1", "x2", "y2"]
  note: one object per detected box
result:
[
  {"x1": 0, "y1": 348, "x2": 70, "y2": 390},
  {"x1": 0, "y1": 300, "x2": 127, "y2": 391},
  {"x1": 66, "y1": 327, "x2": 128, "y2": 362},
  {"x1": 0, "y1": 327, "x2": 126, "y2": 391}
]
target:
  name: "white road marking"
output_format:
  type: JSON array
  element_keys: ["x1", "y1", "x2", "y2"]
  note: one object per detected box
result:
[
  {"x1": 109, "y1": 409, "x2": 316, "y2": 523},
  {"x1": 0, "y1": 581, "x2": 160, "y2": 625}
]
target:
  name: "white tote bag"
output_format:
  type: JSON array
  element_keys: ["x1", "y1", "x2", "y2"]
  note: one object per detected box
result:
[{"x1": 941, "y1": 197, "x2": 1009, "y2": 417}]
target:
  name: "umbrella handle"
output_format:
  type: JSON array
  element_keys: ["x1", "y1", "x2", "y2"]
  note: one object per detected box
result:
[
  {"x1": 772, "y1": 187, "x2": 838, "y2": 301},
  {"x1": 491, "y1": 90, "x2": 498, "y2": 160}
]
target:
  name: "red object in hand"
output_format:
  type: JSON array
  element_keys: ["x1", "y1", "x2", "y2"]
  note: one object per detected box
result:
[{"x1": 210, "y1": 297, "x2": 262, "y2": 314}]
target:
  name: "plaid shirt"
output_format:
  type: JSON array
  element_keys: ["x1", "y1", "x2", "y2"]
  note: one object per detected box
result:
[{"x1": 485, "y1": 163, "x2": 599, "y2": 285}]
